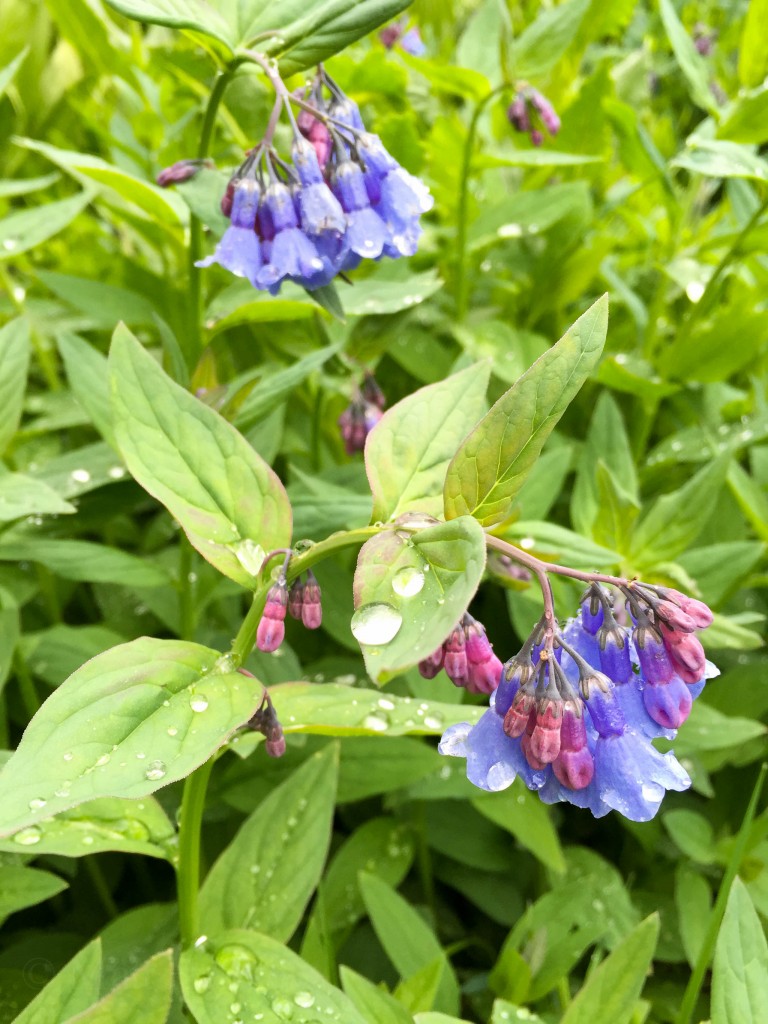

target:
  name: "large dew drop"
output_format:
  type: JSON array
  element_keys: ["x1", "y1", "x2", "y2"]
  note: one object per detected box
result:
[
  {"x1": 232, "y1": 538, "x2": 265, "y2": 576},
  {"x1": 13, "y1": 826, "x2": 42, "y2": 846},
  {"x1": 392, "y1": 566, "x2": 425, "y2": 597},
  {"x1": 190, "y1": 694, "x2": 209, "y2": 713},
  {"x1": 350, "y1": 603, "x2": 403, "y2": 646},
  {"x1": 144, "y1": 760, "x2": 167, "y2": 782}
]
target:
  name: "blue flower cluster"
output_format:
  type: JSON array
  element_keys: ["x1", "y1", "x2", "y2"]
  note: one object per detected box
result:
[
  {"x1": 439, "y1": 585, "x2": 717, "y2": 822},
  {"x1": 196, "y1": 75, "x2": 432, "y2": 295}
]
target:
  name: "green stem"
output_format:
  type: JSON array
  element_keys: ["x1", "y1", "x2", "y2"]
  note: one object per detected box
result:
[
  {"x1": 455, "y1": 85, "x2": 509, "y2": 322},
  {"x1": 230, "y1": 526, "x2": 383, "y2": 666},
  {"x1": 676, "y1": 762, "x2": 767, "y2": 1024},
  {"x1": 177, "y1": 756, "x2": 215, "y2": 948},
  {"x1": 186, "y1": 66, "x2": 239, "y2": 373}
]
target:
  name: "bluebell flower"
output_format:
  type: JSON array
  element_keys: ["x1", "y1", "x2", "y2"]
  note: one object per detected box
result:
[
  {"x1": 195, "y1": 176, "x2": 261, "y2": 284},
  {"x1": 439, "y1": 583, "x2": 716, "y2": 822},
  {"x1": 255, "y1": 182, "x2": 326, "y2": 293},
  {"x1": 332, "y1": 161, "x2": 390, "y2": 259}
]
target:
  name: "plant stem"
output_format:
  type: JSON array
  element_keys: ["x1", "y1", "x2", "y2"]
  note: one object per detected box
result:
[
  {"x1": 230, "y1": 525, "x2": 383, "y2": 665},
  {"x1": 186, "y1": 65, "x2": 238, "y2": 373},
  {"x1": 676, "y1": 762, "x2": 767, "y2": 1024},
  {"x1": 485, "y1": 534, "x2": 630, "y2": 591},
  {"x1": 177, "y1": 756, "x2": 215, "y2": 948},
  {"x1": 455, "y1": 85, "x2": 508, "y2": 322}
]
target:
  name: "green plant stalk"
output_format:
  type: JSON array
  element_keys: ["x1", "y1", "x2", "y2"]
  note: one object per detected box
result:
[
  {"x1": 177, "y1": 755, "x2": 215, "y2": 948},
  {"x1": 455, "y1": 85, "x2": 509, "y2": 322},
  {"x1": 676, "y1": 762, "x2": 767, "y2": 1024}
]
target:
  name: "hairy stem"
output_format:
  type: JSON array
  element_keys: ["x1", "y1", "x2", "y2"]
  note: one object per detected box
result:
[
  {"x1": 485, "y1": 534, "x2": 631, "y2": 591},
  {"x1": 177, "y1": 756, "x2": 215, "y2": 948}
]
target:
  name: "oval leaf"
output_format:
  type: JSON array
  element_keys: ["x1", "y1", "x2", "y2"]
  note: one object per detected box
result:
[
  {"x1": 352, "y1": 517, "x2": 487, "y2": 684},
  {"x1": 365, "y1": 362, "x2": 490, "y2": 522},
  {"x1": 180, "y1": 928, "x2": 367, "y2": 1024},
  {"x1": 110, "y1": 324, "x2": 292, "y2": 587},
  {"x1": 199, "y1": 744, "x2": 338, "y2": 940},
  {"x1": 444, "y1": 296, "x2": 608, "y2": 527},
  {"x1": 0, "y1": 637, "x2": 264, "y2": 838}
]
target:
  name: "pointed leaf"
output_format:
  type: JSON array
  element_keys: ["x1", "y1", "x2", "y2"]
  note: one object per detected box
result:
[
  {"x1": 199, "y1": 745, "x2": 338, "y2": 941},
  {"x1": 711, "y1": 877, "x2": 768, "y2": 1024},
  {"x1": 0, "y1": 638, "x2": 264, "y2": 838},
  {"x1": 366, "y1": 363, "x2": 491, "y2": 522},
  {"x1": 0, "y1": 474, "x2": 75, "y2": 521},
  {"x1": 659, "y1": 0, "x2": 719, "y2": 114},
  {"x1": 0, "y1": 318, "x2": 30, "y2": 454},
  {"x1": 110, "y1": 324, "x2": 291, "y2": 587},
  {"x1": 0, "y1": 191, "x2": 93, "y2": 261},
  {"x1": 352, "y1": 517, "x2": 486, "y2": 684},
  {"x1": 444, "y1": 297, "x2": 608, "y2": 526},
  {"x1": 0, "y1": 865, "x2": 68, "y2": 921},
  {"x1": 57, "y1": 332, "x2": 115, "y2": 446},
  {"x1": 65, "y1": 950, "x2": 173, "y2": 1024},
  {"x1": 341, "y1": 966, "x2": 413, "y2": 1024},
  {"x1": 13, "y1": 940, "x2": 102, "y2": 1024}
]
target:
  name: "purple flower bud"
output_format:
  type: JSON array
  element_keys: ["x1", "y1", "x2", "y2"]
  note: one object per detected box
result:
[
  {"x1": 443, "y1": 626, "x2": 469, "y2": 688},
  {"x1": 634, "y1": 626, "x2": 674, "y2": 684},
  {"x1": 379, "y1": 23, "x2": 402, "y2": 49},
  {"x1": 503, "y1": 688, "x2": 535, "y2": 738},
  {"x1": 598, "y1": 628, "x2": 632, "y2": 684},
  {"x1": 266, "y1": 735, "x2": 287, "y2": 758},
  {"x1": 530, "y1": 129, "x2": 544, "y2": 147},
  {"x1": 301, "y1": 571, "x2": 322, "y2": 629},
  {"x1": 507, "y1": 95, "x2": 531, "y2": 134},
  {"x1": 661, "y1": 624, "x2": 706, "y2": 677},
  {"x1": 361, "y1": 373, "x2": 386, "y2": 410},
  {"x1": 643, "y1": 676, "x2": 692, "y2": 730},
  {"x1": 220, "y1": 177, "x2": 237, "y2": 218},
  {"x1": 661, "y1": 589, "x2": 713, "y2": 629},
  {"x1": 156, "y1": 159, "x2": 208, "y2": 187},
  {"x1": 419, "y1": 647, "x2": 444, "y2": 679},
  {"x1": 584, "y1": 673, "x2": 626, "y2": 737},
  {"x1": 529, "y1": 89, "x2": 561, "y2": 136},
  {"x1": 656, "y1": 600, "x2": 697, "y2": 633},
  {"x1": 400, "y1": 27, "x2": 426, "y2": 57},
  {"x1": 288, "y1": 578, "x2": 305, "y2": 620},
  {"x1": 464, "y1": 618, "x2": 502, "y2": 695},
  {"x1": 580, "y1": 591, "x2": 605, "y2": 634}
]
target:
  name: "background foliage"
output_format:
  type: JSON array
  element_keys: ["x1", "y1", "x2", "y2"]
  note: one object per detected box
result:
[{"x1": 0, "y1": 0, "x2": 767, "y2": 1022}]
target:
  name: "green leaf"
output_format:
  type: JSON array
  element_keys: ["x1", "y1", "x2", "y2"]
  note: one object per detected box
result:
[
  {"x1": 67, "y1": 950, "x2": 173, "y2": 1024},
  {"x1": 0, "y1": 538, "x2": 169, "y2": 588},
  {"x1": 341, "y1": 966, "x2": 413, "y2": 1024},
  {"x1": 512, "y1": 0, "x2": 590, "y2": 79},
  {"x1": 711, "y1": 877, "x2": 768, "y2": 1024},
  {"x1": 180, "y1": 928, "x2": 367, "y2": 1024},
  {"x1": 663, "y1": 809, "x2": 716, "y2": 864},
  {"x1": 659, "y1": 0, "x2": 718, "y2": 114},
  {"x1": 672, "y1": 140, "x2": 768, "y2": 182},
  {"x1": 444, "y1": 296, "x2": 608, "y2": 526},
  {"x1": 671, "y1": 702, "x2": 766, "y2": 757},
  {"x1": 338, "y1": 737, "x2": 441, "y2": 802},
  {"x1": 341, "y1": 268, "x2": 443, "y2": 317},
  {"x1": 0, "y1": 864, "x2": 68, "y2": 921},
  {"x1": 559, "y1": 914, "x2": 659, "y2": 1024},
  {"x1": 0, "y1": 47, "x2": 28, "y2": 98},
  {"x1": 571, "y1": 392, "x2": 637, "y2": 535},
  {"x1": 352, "y1": 517, "x2": 487, "y2": 684},
  {"x1": 629, "y1": 458, "x2": 728, "y2": 566},
  {"x1": 491, "y1": 1003, "x2": 546, "y2": 1024},
  {"x1": 199, "y1": 745, "x2": 338, "y2": 941},
  {"x1": 366, "y1": 363, "x2": 490, "y2": 522},
  {"x1": 0, "y1": 318, "x2": 29, "y2": 456},
  {"x1": 718, "y1": 88, "x2": 768, "y2": 145},
  {"x1": 268, "y1": 682, "x2": 483, "y2": 738},
  {"x1": 0, "y1": 795, "x2": 175, "y2": 859},
  {"x1": 0, "y1": 172, "x2": 61, "y2": 199},
  {"x1": 43, "y1": 274, "x2": 158, "y2": 330},
  {"x1": 472, "y1": 780, "x2": 566, "y2": 873},
  {"x1": 0, "y1": 637, "x2": 264, "y2": 838},
  {"x1": 396, "y1": 957, "x2": 445, "y2": 1013},
  {"x1": 675, "y1": 865, "x2": 711, "y2": 968},
  {"x1": 56, "y1": 332, "x2": 114, "y2": 446},
  {"x1": 110, "y1": 324, "x2": 291, "y2": 588},
  {"x1": 12, "y1": 940, "x2": 102, "y2": 1024},
  {"x1": 102, "y1": 0, "x2": 233, "y2": 48},
  {"x1": 400, "y1": 57, "x2": 490, "y2": 101},
  {"x1": 98, "y1": 904, "x2": 178, "y2": 995},
  {"x1": 0, "y1": 191, "x2": 92, "y2": 261},
  {"x1": 499, "y1": 520, "x2": 621, "y2": 569},
  {"x1": 738, "y1": 0, "x2": 768, "y2": 87},
  {"x1": 679, "y1": 542, "x2": 765, "y2": 606},
  {"x1": 0, "y1": 474, "x2": 75, "y2": 521},
  {"x1": 359, "y1": 873, "x2": 460, "y2": 1015}
]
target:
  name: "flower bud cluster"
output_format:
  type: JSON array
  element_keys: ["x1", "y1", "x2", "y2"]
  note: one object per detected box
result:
[
  {"x1": 197, "y1": 70, "x2": 432, "y2": 295},
  {"x1": 379, "y1": 18, "x2": 426, "y2": 55},
  {"x1": 418, "y1": 614, "x2": 503, "y2": 695},
  {"x1": 256, "y1": 570, "x2": 323, "y2": 654},
  {"x1": 439, "y1": 582, "x2": 717, "y2": 822},
  {"x1": 506, "y1": 86, "x2": 561, "y2": 147},
  {"x1": 338, "y1": 373, "x2": 385, "y2": 454},
  {"x1": 246, "y1": 690, "x2": 286, "y2": 758}
]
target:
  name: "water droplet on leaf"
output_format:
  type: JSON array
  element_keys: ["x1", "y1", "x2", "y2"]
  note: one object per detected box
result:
[
  {"x1": 392, "y1": 566, "x2": 425, "y2": 597},
  {"x1": 28, "y1": 798, "x2": 46, "y2": 811},
  {"x1": 144, "y1": 760, "x2": 167, "y2": 782},
  {"x1": 13, "y1": 827, "x2": 41, "y2": 846},
  {"x1": 190, "y1": 695, "x2": 209, "y2": 713},
  {"x1": 193, "y1": 973, "x2": 211, "y2": 994},
  {"x1": 350, "y1": 603, "x2": 402, "y2": 645}
]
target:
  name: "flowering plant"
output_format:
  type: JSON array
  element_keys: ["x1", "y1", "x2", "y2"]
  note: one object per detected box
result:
[{"x1": 0, "y1": 1, "x2": 766, "y2": 1023}]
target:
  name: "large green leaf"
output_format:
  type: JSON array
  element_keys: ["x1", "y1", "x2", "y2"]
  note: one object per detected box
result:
[
  {"x1": 738, "y1": 0, "x2": 768, "y2": 87},
  {"x1": 0, "y1": 638, "x2": 264, "y2": 838},
  {"x1": 180, "y1": 928, "x2": 367, "y2": 1024},
  {"x1": 199, "y1": 745, "x2": 338, "y2": 940},
  {"x1": 444, "y1": 297, "x2": 608, "y2": 526},
  {"x1": 0, "y1": 318, "x2": 30, "y2": 455},
  {"x1": 711, "y1": 877, "x2": 768, "y2": 1024},
  {"x1": 341, "y1": 966, "x2": 413, "y2": 1024},
  {"x1": 57, "y1": 332, "x2": 115, "y2": 446},
  {"x1": 359, "y1": 873, "x2": 460, "y2": 1014},
  {"x1": 365, "y1": 363, "x2": 490, "y2": 522},
  {"x1": 0, "y1": 474, "x2": 75, "y2": 521},
  {"x1": 13, "y1": 940, "x2": 102, "y2": 1024},
  {"x1": 0, "y1": 538, "x2": 168, "y2": 588},
  {"x1": 110, "y1": 324, "x2": 291, "y2": 587},
  {"x1": 559, "y1": 915, "x2": 659, "y2": 1024},
  {"x1": 0, "y1": 864, "x2": 68, "y2": 921},
  {"x1": 0, "y1": 191, "x2": 92, "y2": 261},
  {"x1": 352, "y1": 517, "x2": 487, "y2": 684},
  {"x1": 672, "y1": 140, "x2": 768, "y2": 182},
  {"x1": 68, "y1": 950, "x2": 173, "y2": 1024},
  {"x1": 512, "y1": 0, "x2": 590, "y2": 79},
  {"x1": 571, "y1": 392, "x2": 637, "y2": 536},
  {"x1": 472, "y1": 781, "x2": 565, "y2": 873}
]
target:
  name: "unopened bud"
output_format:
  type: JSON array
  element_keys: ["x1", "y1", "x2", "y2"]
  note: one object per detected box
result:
[
  {"x1": 157, "y1": 159, "x2": 210, "y2": 188},
  {"x1": 256, "y1": 580, "x2": 288, "y2": 653},
  {"x1": 419, "y1": 647, "x2": 444, "y2": 679},
  {"x1": 288, "y1": 578, "x2": 305, "y2": 620},
  {"x1": 443, "y1": 626, "x2": 468, "y2": 688},
  {"x1": 529, "y1": 699, "x2": 562, "y2": 763},
  {"x1": 301, "y1": 571, "x2": 322, "y2": 630}
]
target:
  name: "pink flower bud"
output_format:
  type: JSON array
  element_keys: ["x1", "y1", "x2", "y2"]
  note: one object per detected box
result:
[
  {"x1": 468, "y1": 653, "x2": 504, "y2": 695},
  {"x1": 521, "y1": 714, "x2": 548, "y2": 770},
  {"x1": 266, "y1": 735, "x2": 287, "y2": 758},
  {"x1": 643, "y1": 676, "x2": 692, "y2": 730},
  {"x1": 529, "y1": 700, "x2": 562, "y2": 764},
  {"x1": 419, "y1": 647, "x2": 444, "y2": 679},
  {"x1": 656, "y1": 601, "x2": 697, "y2": 633},
  {"x1": 257, "y1": 581, "x2": 288, "y2": 653},
  {"x1": 443, "y1": 627, "x2": 468, "y2": 687},
  {"x1": 156, "y1": 159, "x2": 207, "y2": 188},
  {"x1": 288, "y1": 578, "x2": 304, "y2": 620},
  {"x1": 662, "y1": 626, "x2": 706, "y2": 676},
  {"x1": 301, "y1": 572, "x2": 322, "y2": 630},
  {"x1": 554, "y1": 747, "x2": 595, "y2": 790},
  {"x1": 503, "y1": 690, "x2": 534, "y2": 738}
]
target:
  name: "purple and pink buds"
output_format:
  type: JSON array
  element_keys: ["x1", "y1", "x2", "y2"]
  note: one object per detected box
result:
[
  {"x1": 634, "y1": 626, "x2": 675, "y2": 684},
  {"x1": 503, "y1": 688, "x2": 535, "y2": 739},
  {"x1": 643, "y1": 675, "x2": 692, "y2": 730},
  {"x1": 529, "y1": 699, "x2": 562, "y2": 764},
  {"x1": 301, "y1": 571, "x2": 323, "y2": 629},
  {"x1": 464, "y1": 618, "x2": 504, "y2": 695},
  {"x1": 507, "y1": 87, "x2": 560, "y2": 147},
  {"x1": 339, "y1": 374, "x2": 386, "y2": 455},
  {"x1": 418, "y1": 647, "x2": 444, "y2": 679},
  {"x1": 246, "y1": 692, "x2": 286, "y2": 758},
  {"x1": 257, "y1": 578, "x2": 288, "y2": 653},
  {"x1": 661, "y1": 624, "x2": 707, "y2": 679},
  {"x1": 361, "y1": 372, "x2": 386, "y2": 410},
  {"x1": 443, "y1": 626, "x2": 469, "y2": 688},
  {"x1": 553, "y1": 702, "x2": 594, "y2": 790}
]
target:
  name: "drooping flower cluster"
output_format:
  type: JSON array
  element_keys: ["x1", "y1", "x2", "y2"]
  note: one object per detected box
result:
[
  {"x1": 257, "y1": 570, "x2": 323, "y2": 653},
  {"x1": 507, "y1": 86, "x2": 561, "y2": 147},
  {"x1": 338, "y1": 372, "x2": 386, "y2": 454},
  {"x1": 439, "y1": 583, "x2": 717, "y2": 821},
  {"x1": 419, "y1": 613, "x2": 504, "y2": 695},
  {"x1": 245, "y1": 686, "x2": 286, "y2": 758},
  {"x1": 196, "y1": 70, "x2": 433, "y2": 295}
]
